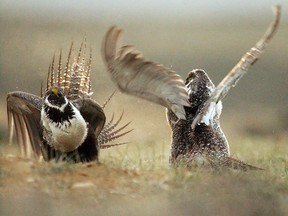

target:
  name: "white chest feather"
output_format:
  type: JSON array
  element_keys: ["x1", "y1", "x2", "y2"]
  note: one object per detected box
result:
[
  {"x1": 200, "y1": 101, "x2": 223, "y2": 126},
  {"x1": 41, "y1": 103, "x2": 88, "y2": 152}
]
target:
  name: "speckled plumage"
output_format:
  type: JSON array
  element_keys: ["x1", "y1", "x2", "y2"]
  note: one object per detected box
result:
[
  {"x1": 167, "y1": 70, "x2": 234, "y2": 168},
  {"x1": 167, "y1": 70, "x2": 225, "y2": 160},
  {"x1": 102, "y1": 7, "x2": 280, "y2": 170}
]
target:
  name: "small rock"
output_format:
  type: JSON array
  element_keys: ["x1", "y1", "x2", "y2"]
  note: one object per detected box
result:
[
  {"x1": 71, "y1": 182, "x2": 95, "y2": 189},
  {"x1": 26, "y1": 177, "x2": 35, "y2": 183}
]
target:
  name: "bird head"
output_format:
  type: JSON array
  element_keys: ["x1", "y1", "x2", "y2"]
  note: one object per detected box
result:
[
  {"x1": 44, "y1": 87, "x2": 68, "y2": 110},
  {"x1": 185, "y1": 69, "x2": 215, "y2": 108}
]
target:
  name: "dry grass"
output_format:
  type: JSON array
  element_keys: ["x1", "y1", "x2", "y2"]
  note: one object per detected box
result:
[
  {"x1": 1, "y1": 6, "x2": 287, "y2": 216},
  {"x1": 0, "y1": 132, "x2": 288, "y2": 216}
]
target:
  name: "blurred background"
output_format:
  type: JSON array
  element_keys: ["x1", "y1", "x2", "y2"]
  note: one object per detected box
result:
[
  {"x1": 0, "y1": 0, "x2": 287, "y2": 145},
  {"x1": 0, "y1": 2, "x2": 287, "y2": 215}
]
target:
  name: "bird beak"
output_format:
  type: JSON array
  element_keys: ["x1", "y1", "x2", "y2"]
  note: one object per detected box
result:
[{"x1": 51, "y1": 88, "x2": 59, "y2": 96}]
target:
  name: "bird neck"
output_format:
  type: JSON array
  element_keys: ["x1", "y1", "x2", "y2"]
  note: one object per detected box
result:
[{"x1": 43, "y1": 102, "x2": 75, "y2": 126}]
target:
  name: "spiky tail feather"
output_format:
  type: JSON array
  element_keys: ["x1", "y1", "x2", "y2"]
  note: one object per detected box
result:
[
  {"x1": 98, "y1": 113, "x2": 133, "y2": 146},
  {"x1": 170, "y1": 155, "x2": 262, "y2": 171}
]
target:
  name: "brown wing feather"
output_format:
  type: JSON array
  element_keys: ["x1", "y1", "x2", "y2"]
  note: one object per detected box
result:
[
  {"x1": 72, "y1": 98, "x2": 106, "y2": 138},
  {"x1": 102, "y1": 26, "x2": 190, "y2": 120},
  {"x1": 192, "y1": 5, "x2": 281, "y2": 129},
  {"x1": 7, "y1": 91, "x2": 43, "y2": 158}
]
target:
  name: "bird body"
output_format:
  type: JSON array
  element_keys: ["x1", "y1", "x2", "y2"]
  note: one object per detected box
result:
[
  {"x1": 167, "y1": 70, "x2": 230, "y2": 167},
  {"x1": 101, "y1": 5, "x2": 280, "y2": 170},
  {"x1": 41, "y1": 87, "x2": 88, "y2": 152},
  {"x1": 6, "y1": 6, "x2": 280, "y2": 167},
  {"x1": 7, "y1": 42, "x2": 131, "y2": 163}
]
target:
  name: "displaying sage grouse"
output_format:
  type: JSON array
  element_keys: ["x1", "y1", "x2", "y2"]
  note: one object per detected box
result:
[
  {"x1": 102, "y1": 6, "x2": 280, "y2": 170},
  {"x1": 7, "y1": 42, "x2": 132, "y2": 163}
]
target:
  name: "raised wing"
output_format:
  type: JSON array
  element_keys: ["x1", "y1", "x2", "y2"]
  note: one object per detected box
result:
[
  {"x1": 192, "y1": 5, "x2": 281, "y2": 129},
  {"x1": 7, "y1": 91, "x2": 43, "y2": 158},
  {"x1": 102, "y1": 26, "x2": 190, "y2": 120}
]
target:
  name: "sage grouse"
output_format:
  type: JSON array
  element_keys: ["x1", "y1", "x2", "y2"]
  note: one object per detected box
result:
[
  {"x1": 101, "y1": 6, "x2": 280, "y2": 170},
  {"x1": 7, "y1": 42, "x2": 132, "y2": 162}
]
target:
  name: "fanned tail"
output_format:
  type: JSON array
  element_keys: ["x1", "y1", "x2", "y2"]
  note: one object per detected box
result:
[
  {"x1": 63, "y1": 42, "x2": 73, "y2": 96},
  {"x1": 98, "y1": 113, "x2": 133, "y2": 147},
  {"x1": 102, "y1": 90, "x2": 117, "y2": 110},
  {"x1": 44, "y1": 41, "x2": 92, "y2": 100},
  {"x1": 100, "y1": 142, "x2": 129, "y2": 149},
  {"x1": 177, "y1": 156, "x2": 263, "y2": 171}
]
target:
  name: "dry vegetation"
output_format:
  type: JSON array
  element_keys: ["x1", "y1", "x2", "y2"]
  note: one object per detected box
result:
[
  {"x1": 0, "y1": 129, "x2": 288, "y2": 216},
  {"x1": 0, "y1": 4, "x2": 287, "y2": 216}
]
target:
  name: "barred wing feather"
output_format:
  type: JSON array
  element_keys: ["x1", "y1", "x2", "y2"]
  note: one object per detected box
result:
[{"x1": 102, "y1": 26, "x2": 190, "y2": 120}]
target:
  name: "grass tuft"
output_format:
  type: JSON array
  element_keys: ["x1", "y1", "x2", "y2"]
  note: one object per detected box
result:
[{"x1": 0, "y1": 134, "x2": 287, "y2": 216}]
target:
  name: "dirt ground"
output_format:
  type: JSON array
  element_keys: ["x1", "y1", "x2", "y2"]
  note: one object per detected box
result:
[
  {"x1": 1, "y1": 136, "x2": 288, "y2": 216},
  {"x1": 1, "y1": 1, "x2": 287, "y2": 215}
]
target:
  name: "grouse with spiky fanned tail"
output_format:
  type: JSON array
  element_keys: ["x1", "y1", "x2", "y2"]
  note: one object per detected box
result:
[
  {"x1": 7, "y1": 42, "x2": 132, "y2": 163},
  {"x1": 101, "y1": 6, "x2": 280, "y2": 170}
]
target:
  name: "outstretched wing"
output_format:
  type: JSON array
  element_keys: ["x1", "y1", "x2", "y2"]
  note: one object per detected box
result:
[
  {"x1": 102, "y1": 26, "x2": 190, "y2": 120},
  {"x1": 7, "y1": 91, "x2": 43, "y2": 158},
  {"x1": 192, "y1": 5, "x2": 281, "y2": 129}
]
